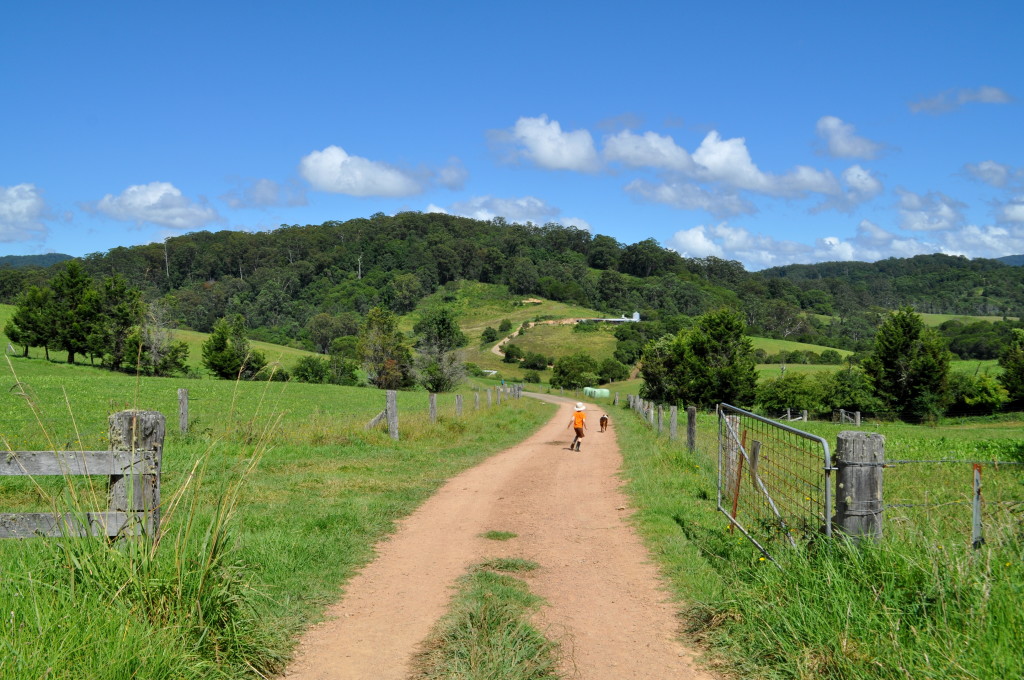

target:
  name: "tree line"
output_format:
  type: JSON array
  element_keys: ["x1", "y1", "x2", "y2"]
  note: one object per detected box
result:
[
  {"x1": 638, "y1": 307, "x2": 1024, "y2": 421},
  {"x1": 2, "y1": 213, "x2": 1022, "y2": 359},
  {"x1": 3, "y1": 261, "x2": 189, "y2": 376}
]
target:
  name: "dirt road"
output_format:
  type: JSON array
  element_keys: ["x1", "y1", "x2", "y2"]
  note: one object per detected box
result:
[{"x1": 282, "y1": 395, "x2": 715, "y2": 680}]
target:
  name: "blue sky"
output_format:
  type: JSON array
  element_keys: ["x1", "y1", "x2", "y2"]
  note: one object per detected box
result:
[{"x1": 2, "y1": 1, "x2": 1022, "y2": 270}]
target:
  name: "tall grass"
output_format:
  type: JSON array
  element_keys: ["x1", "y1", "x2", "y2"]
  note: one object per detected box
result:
[
  {"x1": 614, "y1": 407, "x2": 1024, "y2": 680},
  {"x1": 0, "y1": 356, "x2": 554, "y2": 678}
]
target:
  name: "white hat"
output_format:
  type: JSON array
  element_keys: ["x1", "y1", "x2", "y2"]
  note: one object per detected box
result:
[{"x1": 574, "y1": 402, "x2": 585, "y2": 411}]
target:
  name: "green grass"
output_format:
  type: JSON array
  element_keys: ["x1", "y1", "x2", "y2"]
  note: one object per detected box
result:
[
  {"x1": 413, "y1": 563, "x2": 558, "y2": 680},
  {"x1": 749, "y1": 336, "x2": 852, "y2": 357},
  {"x1": 0, "y1": 355, "x2": 555, "y2": 679},
  {"x1": 613, "y1": 405, "x2": 1024, "y2": 679},
  {"x1": 481, "y1": 530, "x2": 518, "y2": 541},
  {"x1": 918, "y1": 312, "x2": 1019, "y2": 326}
]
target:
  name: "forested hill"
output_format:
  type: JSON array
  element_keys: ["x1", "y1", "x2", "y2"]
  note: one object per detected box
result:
[
  {"x1": 0, "y1": 253, "x2": 73, "y2": 268},
  {"x1": 3, "y1": 213, "x2": 1022, "y2": 353},
  {"x1": 757, "y1": 253, "x2": 1023, "y2": 316}
]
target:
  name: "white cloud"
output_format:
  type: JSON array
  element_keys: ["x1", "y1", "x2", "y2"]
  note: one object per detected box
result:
[
  {"x1": 438, "y1": 158, "x2": 468, "y2": 190},
  {"x1": 603, "y1": 130, "x2": 694, "y2": 171},
  {"x1": 692, "y1": 131, "x2": 841, "y2": 198},
  {"x1": 667, "y1": 225, "x2": 724, "y2": 258},
  {"x1": 560, "y1": 216, "x2": 592, "y2": 231},
  {"x1": 1001, "y1": 199, "x2": 1024, "y2": 223},
  {"x1": 509, "y1": 115, "x2": 601, "y2": 172},
  {"x1": 625, "y1": 179, "x2": 754, "y2": 217},
  {"x1": 910, "y1": 86, "x2": 1012, "y2": 113},
  {"x1": 221, "y1": 178, "x2": 307, "y2": 209},
  {"x1": 0, "y1": 183, "x2": 48, "y2": 242},
  {"x1": 812, "y1": 165, "x2": 884, "y2": 213},
  {"x1": 964, "y1": 160, "x2": 1015, "y2": 188},
  {"x1": 94, "y1": 182, "x2": 219, "y2": 229},
  {"x1": 937, "y1": 224, "x2": 1024, "y2": 258},
  {"x1": 299, "y1": 145, "x2": 422, "y2": 196},
  {"x1": 426, "y1": 204, "x2": 448, "y2": 214},
  {"x1": 447, "y1": 195, "x2": 560, "y2": 223},
  {"x1": 897, "y1": 189, "x2": 966, "y2": 231},
  {"x1": 815, "y1": 116, "x2": 883, "y2": 159}
]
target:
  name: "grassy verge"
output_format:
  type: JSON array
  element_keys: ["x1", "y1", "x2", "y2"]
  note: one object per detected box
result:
[
  {"x1": 0, "y1": 357, "x2": 555, "y2": 679},
  {"x1": 614, "y1": 407, "x2": 1024, "y2": 679},
  {"x1": 413, "y1": 558, "x2": 559, "y2": 680}
]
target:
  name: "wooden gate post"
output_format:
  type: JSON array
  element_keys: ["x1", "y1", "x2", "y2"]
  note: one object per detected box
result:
[
  {"x1": 686, "y1": 406, "x2": 697, "y2": 452},
  {"x1": 429, "y1": 393, "x2": 437, "y2": 423},
  {"x1": 108, "y1": 410, "x2": 164, "y2": 536},
  {"x1": 834, "y1": 431, "x2": 884, "y2": 543},
  {"x1": 177, "y1": 388, "x2": 189, "y2": 434},
  {"x1": 386, "y1": 390, "x2": 399, "y2": 441}
]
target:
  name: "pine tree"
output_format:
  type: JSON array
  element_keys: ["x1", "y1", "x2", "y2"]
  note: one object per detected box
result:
[{"x1": 861, "y1": 307, "x2": 952, "y2": 420}]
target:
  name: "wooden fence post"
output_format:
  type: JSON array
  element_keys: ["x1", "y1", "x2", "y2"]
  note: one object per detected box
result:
[
  {"x1": 657, "y1": 404, "x2": 663, "y2": 434},
  {"x1": 177, "y1": 388, "x2": 188, "y2": 434},
  {"x1": 386, "y1": 390, "x2": 399, "y2": 441},
  {"x1": 487, "y1": 388, "x2": 493, "y2": 407},
  {"x1": 108, "y1": 410, "x2": 164, "y2": 536},
  {"x1": 429, "y1": 393, "x2": 437, "y2": 423},
  {"x1": 669, "y1": 405, "x2": 678, "y2": 440},
  {"x1": 686, "y1": 406, "x2": 697, "y2": 452},
  {"x1": 475, "y1": 392, "x2": 480, "y2": 410},
  {"x1": 834, "y1": 431, "x2": 884, "y2": 543},
  {"x1": 497, "y1": 388, "x2": 502, "y2": 405},
  {"x1": 456, "y1": 394, "x2": 463, "y2": 417}
]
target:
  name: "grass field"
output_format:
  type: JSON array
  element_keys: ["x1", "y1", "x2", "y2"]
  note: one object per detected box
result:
[
  {"x1": 614, "y1": 405, "x2": 1024, "y2": 679},
  {"x1": 0, "y1": 355, "x2": 554, "y2": 679}
]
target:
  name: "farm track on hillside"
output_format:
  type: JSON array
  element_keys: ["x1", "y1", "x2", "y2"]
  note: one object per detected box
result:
[{"x1": 282, "y1": 393, "x2": 715, "y2": 680}]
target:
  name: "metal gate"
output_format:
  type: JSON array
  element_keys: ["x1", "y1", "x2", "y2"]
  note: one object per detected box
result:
[{"x1": 718, "y1": 404, "x2": 834, "y2": 563}]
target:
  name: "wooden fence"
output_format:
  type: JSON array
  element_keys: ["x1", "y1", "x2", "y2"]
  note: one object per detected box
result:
[
  {"x1": 365, "y1": 386, "x2": 522, "y2": 440},
  {"x1": 0, "y1": 410, "x2": 164, "y2": 539}
]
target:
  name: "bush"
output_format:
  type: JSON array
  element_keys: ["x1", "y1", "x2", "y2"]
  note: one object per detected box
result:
[
  {"x1": 523, "y1": 370, "x2": 541, "y2": 384},
  {"x1": 521, "y1": 352, "x2": 548, "y2": 370},
  {"x1": 292, "y1": 355, "x2": 330, "y2": 384},
  {"x1": 502, "y1": 343, "x2": 523, "y2": 363}
]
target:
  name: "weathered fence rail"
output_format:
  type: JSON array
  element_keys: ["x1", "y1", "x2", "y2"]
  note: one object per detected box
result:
[{"x1": 0, "y1": 410, "x2": 165, "y2": 539}]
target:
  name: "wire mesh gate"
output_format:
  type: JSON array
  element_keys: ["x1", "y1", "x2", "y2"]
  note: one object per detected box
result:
[{"x1": 718, "y1": 404, "x2": 834, "y2": 562}]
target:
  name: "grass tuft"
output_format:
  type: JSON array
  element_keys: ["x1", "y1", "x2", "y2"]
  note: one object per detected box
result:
[
  {"x1": 481, "y1": 530, "x2": 518, "y2": 541},
  {"x1": 413, "y1": 567, "x2": 559, "y2": 680}
]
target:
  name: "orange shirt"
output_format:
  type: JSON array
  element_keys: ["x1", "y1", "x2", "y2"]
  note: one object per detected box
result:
[{"x1": 573, "y1": 411, "x2": 586, "y2": 428}]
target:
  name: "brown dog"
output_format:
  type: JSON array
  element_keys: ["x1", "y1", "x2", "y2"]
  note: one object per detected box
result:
[{"x1": 599, "y1": 414, "x2": 609, "y2": 432}]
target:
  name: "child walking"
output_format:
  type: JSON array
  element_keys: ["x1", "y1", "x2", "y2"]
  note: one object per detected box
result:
[{"x1": 567, "y1": 402, "x2": 587, "y2": 451}]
